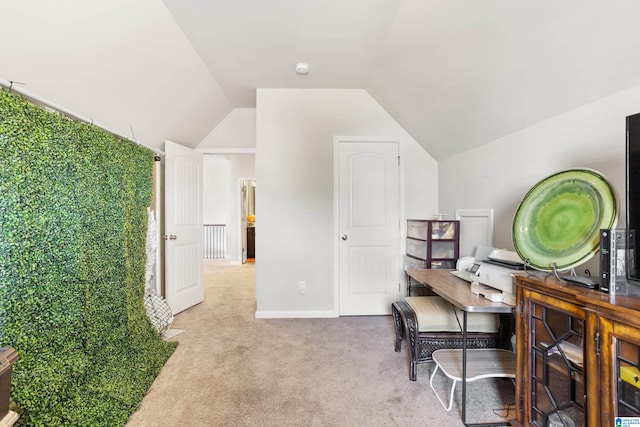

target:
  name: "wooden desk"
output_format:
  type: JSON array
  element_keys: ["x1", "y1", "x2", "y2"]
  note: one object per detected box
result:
[
  {"x1": 408, "y1": 269, "x2": 515, "y2": 426},
  {"x1": 408, "y1": 269, "x2": 514, "y2": 314}
]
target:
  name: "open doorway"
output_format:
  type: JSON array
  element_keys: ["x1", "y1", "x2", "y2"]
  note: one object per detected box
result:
[
  {"x1": 203, "y1": 154, "x2": 254, "y2": 265},
  {"x1": 241, "y1": 179, "x2": 256, "y2": 264}
]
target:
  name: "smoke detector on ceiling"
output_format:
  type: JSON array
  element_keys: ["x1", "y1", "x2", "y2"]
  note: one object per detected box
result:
[{"x1": 295, "y1": 63, "x2": 310, "y2": 75}]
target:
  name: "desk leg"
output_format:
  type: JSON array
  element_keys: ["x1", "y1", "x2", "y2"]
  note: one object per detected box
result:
[
  {"x1": 462, "y1": 311, "x2": 468, "y2": 425},
  {"x1": 461, "y1": 311, "x2": 510, "y2": 427}
]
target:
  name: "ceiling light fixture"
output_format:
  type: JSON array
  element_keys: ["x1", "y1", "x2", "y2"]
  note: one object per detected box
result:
[{"x1": 295, "y1": 63, "x2": 310, "y2": 75}]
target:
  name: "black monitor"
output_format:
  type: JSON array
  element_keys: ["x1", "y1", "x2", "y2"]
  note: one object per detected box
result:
[{"x1": 626, "y1": 113, "x2": 640, "y2": 284}]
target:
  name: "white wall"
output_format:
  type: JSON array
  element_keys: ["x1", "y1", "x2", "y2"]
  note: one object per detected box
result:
[
  {"x1": 203, "y1": 156, "x2": 231, "y2": 224},
  {"x1": 439, "y1": 84, "x2": 640, "y2": 275},
  {"x1": 198, "y1": 108, "x2": 257, "y2": 150},
  {"x1": 255, "y1": 88, "x2": 437, "y2": 317}
]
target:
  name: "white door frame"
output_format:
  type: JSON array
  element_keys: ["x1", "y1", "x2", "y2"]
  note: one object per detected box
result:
[
  {"x1": 236, "y1": 176, "x2": 256, "y2": 264},
  {"x1": 333, "y1": 136, "x2": 405, "y2": 316},
  {"x1": 198, "y1": 147, "x2": 256, "y2": 266}
]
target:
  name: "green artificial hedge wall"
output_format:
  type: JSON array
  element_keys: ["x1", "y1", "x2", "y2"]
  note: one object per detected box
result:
[{"x1": 0, "y1": 90, "x2": 177, "y2": 426}]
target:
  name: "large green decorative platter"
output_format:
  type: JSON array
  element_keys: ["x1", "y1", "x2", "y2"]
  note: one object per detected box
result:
[{"x1": 512, "y1": 168, "x2": 617, "y2": 271}]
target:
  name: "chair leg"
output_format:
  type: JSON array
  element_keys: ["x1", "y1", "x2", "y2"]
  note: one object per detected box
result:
[
  {"x1": 391, "y1": 302, "x2": 404, "y2": 352},
  {"x1": 410, "y1": 360, "x2": 417, "y2": 382},
  {"x1": 403, "y1": 302, "x2": 420, "y2": 381},
  {"x1": 393, "y1": 299, "x2": 421, "y2": 381}
]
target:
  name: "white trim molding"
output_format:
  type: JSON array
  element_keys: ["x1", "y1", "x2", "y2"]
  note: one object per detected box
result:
[
  {"x1": 198, "y1": 148, "x2": 256, "y2": 155},
  {"x1": 255, "y1": 310, "x2": 338, "y2": 319}
]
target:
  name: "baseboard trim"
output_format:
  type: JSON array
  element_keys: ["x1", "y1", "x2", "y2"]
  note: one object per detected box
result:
[{"x1": 255, "y1": 310, "x2": 338, "y2": 319}]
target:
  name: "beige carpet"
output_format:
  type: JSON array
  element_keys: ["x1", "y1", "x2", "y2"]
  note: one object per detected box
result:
[{"x1": 126, "y1": 260, "x2": 515, "y2": 427}]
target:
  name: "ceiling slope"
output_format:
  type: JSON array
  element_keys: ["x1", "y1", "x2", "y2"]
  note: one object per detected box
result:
[
  {"x1": 0, "y1": 0, "x2": 232, "y2": 151},
  {"x1": 165, "y1": 0, "x2": 640, "y2": 160},
  {"x1": 367, "y1": 0, "x2": 640, "y2": 160},
  {"x1": 3, "y1": 1, "x2": 640, "y2": 158},
  {"x1": 163, "y1": 0, "x2": 403, "y2": 107}
]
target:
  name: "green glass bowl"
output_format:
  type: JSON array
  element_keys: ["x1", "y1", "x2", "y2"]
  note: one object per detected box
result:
[{"x1": 512, "y1": 168, "x2": 617, "y2": 271}]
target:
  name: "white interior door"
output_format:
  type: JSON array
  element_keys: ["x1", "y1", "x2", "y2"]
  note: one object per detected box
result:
[
  {"x1": 164, "y1": 140, "x2": 204, "y2": 314},
  {"x1": 338, "y1": 141, "x2": 401, "y2": 315}
]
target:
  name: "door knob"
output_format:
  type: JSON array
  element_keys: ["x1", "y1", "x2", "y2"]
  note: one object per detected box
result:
[
  {"x1": 163, "y1": 235, "x2": 177, "y2": 240},
  {"x1": 341, "y1": 235, "x2": 348, "y2": 241}
]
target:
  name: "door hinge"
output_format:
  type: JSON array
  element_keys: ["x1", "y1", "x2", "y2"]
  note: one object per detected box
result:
[
  {"x1": 397, "y1": 156, "x2": 400, "y2": 166},
  {"x1": 595, "y1": 332, "x2": 601, "y2": 357}
]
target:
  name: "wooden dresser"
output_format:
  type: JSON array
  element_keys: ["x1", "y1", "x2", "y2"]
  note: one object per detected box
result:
[{"x1": 512, "y1": 272, "x2": 640, "y2": 426}]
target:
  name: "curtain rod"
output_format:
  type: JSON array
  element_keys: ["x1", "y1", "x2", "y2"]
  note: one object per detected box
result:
[{"x1": 0, "y1": 79, "x2": 165, "y2": 156}]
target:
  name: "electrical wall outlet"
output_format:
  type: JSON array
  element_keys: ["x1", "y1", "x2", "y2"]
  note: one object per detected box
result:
[{"x1": 298, "y1": 281, "x2": 306, "y2": 295}]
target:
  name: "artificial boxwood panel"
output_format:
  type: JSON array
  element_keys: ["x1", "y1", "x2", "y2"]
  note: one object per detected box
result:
[{"x1": 0, "y1": 90, "x2": 176, "y2": 426}]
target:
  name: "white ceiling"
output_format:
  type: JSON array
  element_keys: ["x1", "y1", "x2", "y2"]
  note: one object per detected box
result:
[
  {"x1": 2, "y1": 1, "x2": 640, "y2": 159},
  {"x1": 163, "y1": 0, "x2": 404, "y2": 108}
]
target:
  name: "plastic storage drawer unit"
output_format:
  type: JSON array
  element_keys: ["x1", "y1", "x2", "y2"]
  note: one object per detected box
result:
[
  {"x1": 407, "y1": 220, "x2": 428, "y2": 240},
  {"x1": 403, "y1": 254, "x2": 426, "y2": 272},
  {"x1": 406, "y1": 238, "x2": 427, "y2": 259}
]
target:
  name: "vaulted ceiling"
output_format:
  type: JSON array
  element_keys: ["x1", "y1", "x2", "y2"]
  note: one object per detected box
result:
[{"x1": 2, "y1": 1, "x2": 640, "y2": 160}]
